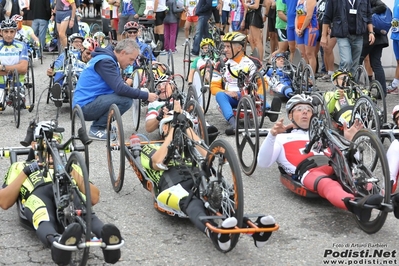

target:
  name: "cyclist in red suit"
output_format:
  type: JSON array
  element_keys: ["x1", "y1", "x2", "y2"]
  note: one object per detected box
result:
[{"x1": 257, "y1": 94, "x2": 384, "y2": 222}]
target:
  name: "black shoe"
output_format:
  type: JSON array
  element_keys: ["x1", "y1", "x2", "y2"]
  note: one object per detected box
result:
[
  {"x1": 344, "y1": 194, "x2": 384, "y2": 222},
  {"x1": 391, "y1": 193, "x2": 399, "y2": 219},
  {"x1": 51, "y1": 223, "x2": 82, "y2": 265},
  {"x1": 266, "y1": 97, "x2": 281, "y2": 122},
  {"x1": 225, "y1": 126, "x2": 235, "y2": 136},
  {"x1": 207, "y1": 125, "x2": 220, "y2": 143},
  {"x1": 101, "y1": 224, "x2": 122, "y2": 264},
  {"x1": 51, "y1": 83, "x2": 63, "y2": 108}
]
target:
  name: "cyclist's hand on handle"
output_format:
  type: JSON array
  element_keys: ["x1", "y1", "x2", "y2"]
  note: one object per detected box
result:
[
  {"x1": 343, "y1": 119, "x2": 363, "y2": 141},
  {"x1": 147, "y1": 92, "x2": 159, "y2": 102},
  {"x1": 173, "y1": 100, "x2": 181, "y2": 113},
  {"x1": 270, "y1": 118, "x2": 293, "y2": 136}
]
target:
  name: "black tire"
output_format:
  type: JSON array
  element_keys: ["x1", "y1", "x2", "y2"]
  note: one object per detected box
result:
[
  {"x1": 300, "y1": 64, "x2": 316, "y2": 94},
  {"x1": 185, "y1": 99, "x2": 209, "y2": 145},
  {"x1": 26, "y1": 57, "x2": 35, "y2": 107},
  {"x1": 250, "y1": 71, "x2": 267, "y2": 128},
  {"x1": 354, "y1": 65, "x2": 370, "y2": 89},
  {"x1": 185, "y1": 85, "x2": 199, "y2": 105},
  {"x1": 202, "y1": 60, "x2": 213, "y2": 114},
  {"x1": 143, "y1": 68, "x2": 155, "y2": 93},
  {"x1": 167, "y1": 50, "x2": 175, "y2": 75},
  {"x1": 65, "y1": 64, "x2": 74, "y2": 120},
  {"x1": 107, "y1": 104, "x2": 126, "y2": 193},
  {"x1": 206, "y1": 139, "x2": 244, "y2": 252},
  {"x1": 183, "y1": 41, "x2": 191, "y2": 81},
  {"x1": 71, "y1": 105, "x2": 90, "y2": 173},
  {"x1": 131, "y1": 70, "x2": 142, "y2": 132},
  {"x1": 46, "y1": 76, "x2": 53, "y2": 104},
  {"x1": 64, "y1": 151, "x2": 92, "y2": 265},
  {"x1": 350, "y1": 95, "x2": 381, "y2": 138},
  {"x1": 368, "y1": 80, "x2": 387, "y2": 124},
  {"x1": 235, "y1": 96, "x2": 259, "y2": 176},
  {"x1": 311, "y1": 92, "x2": 333, "y2": 129},
  {"x1": 348, "y1": 129, "x2": 390, "y2": 234},
  {"x1": 192, "y1": 70, "x2": 204, "y2": 107},
  {"x1": 11, "y1": 70, "x2": 21, "y2": 128},
  {"x1": 293, "y1": 58, "x2": 306, "y2": 92}
]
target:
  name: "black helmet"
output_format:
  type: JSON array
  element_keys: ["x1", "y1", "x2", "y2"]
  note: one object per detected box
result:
[{"x1": 1, "y1": 19, "x2": 17, "y2": 30}]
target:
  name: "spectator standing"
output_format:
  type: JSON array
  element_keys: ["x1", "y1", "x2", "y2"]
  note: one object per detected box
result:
[
  {"x1": 265, "y1": 0, "x2": 278, "y2": 61},
  {"x1": 31, "y1": 0, "x2": 51, "y2": 60},
  {"x1": 191, "y1": 0, "x2": 212, "y2": 56},
  {"x1": 153, "y1": 0, "x2": 168, "y2": 53},
  {"x1": 164, "y1": 0, "x2": 183, "y2": 52},
  {"x1": 244, "y1": 0, "x2": 264, "y2": 60},
  {"x1": 181, "y1": 0, "x2": 198, "y2": 45},
  {"x1": 359, "y1": 0, "x2": 389, "y2": 95},
  {"x1": 282, "y1": 0, "x2": 296, "y2": 61},
  {"x1": 117, "y1": 0, "x2": 146, "y2": 41},
  {"x1": 2, "y1": 0, "x2": 23, "y2": 19},
  {"x1": 221, "y1": 0, "x2": 230, "y2": 33},
  {"x1": 270, "y1": 0, "x2": 288, "y2": 58},
  {"x1": 229, "y1": 0, "x2": 245, "y2": 33},
  {"x1": 389, "y1": 0, "x2": 399, "y2": 94},
  {"x1": 55, "y1": 0, "x2": 77, "y2": 50},
  {"x1": 321, "y1": 0, "x2": 375, "y2": 75}
]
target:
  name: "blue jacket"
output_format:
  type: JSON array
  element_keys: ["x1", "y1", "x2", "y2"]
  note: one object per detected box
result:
[
  {"x1": 195, "y1": 0, "x2": 212, "y2": 16},
  {"x1": 323, "y1": 0, "x2": 372, "y2": 38},
  {"x1": 73, "y1": 46, "x2": 149, "y2": 109}
]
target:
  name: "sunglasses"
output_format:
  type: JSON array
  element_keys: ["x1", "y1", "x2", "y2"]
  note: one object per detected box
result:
[
  {"x1": 127, "y1": 30, "x2": 138, "y2": 34},
  {"x1": 293, "y1": 105, "x2": 313, "y2": 113}
]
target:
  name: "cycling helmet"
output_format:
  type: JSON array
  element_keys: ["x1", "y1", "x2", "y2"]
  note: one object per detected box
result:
[
  {"x1": 392, "y1": 105, "x2": 399, "y2": 121},
  {"x1": 274, "y1": 52, "x2": 285, "y2": 59},
  {"x1": 1, "y1": 19, "x2": 17, "y2": 30},
  {"x1": 222, "y1": 32, "x2": 246, "y2": 45},
  {"x1": 154, "y1": 74, "x2": 170, "y2": 88},
  {"x1": 93, "y1": 31, "x2": 106, "y2": 42},
  {"x1": 124, "y1": 21, "x2": 139, "y2": 31},
  {"x1": 200, "y1": 38, "x2": 215, "y2": 48},
  {"x1": 11, "y1": 15, "x2": 23, "y2": 22},
  {"x1": 331, "y1": 69, "x2": 352, "y2": 82},
  {"x1": 286, "y1": 94, "x2": 314, "y2": 116},
  {"x1": 159, "y1": 112, "x2": 174, "y2": 136},
  {"x1": 68, "y1": 33, "x2": 84, "y2": 43},
  {"x1": 82, "y1": 37, "x2": 99, "y2": 51}
]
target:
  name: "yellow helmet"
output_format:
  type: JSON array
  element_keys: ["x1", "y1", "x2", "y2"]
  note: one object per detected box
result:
[
  {"x1": 222, "y1": 32, "x2": 246, "y2": 45},
  {"x1": 331, "y1": 69, "x2": 352, "y2": 82},
  {"x1": 200, "y1": 38, "x2": 215, "y2": 48}
]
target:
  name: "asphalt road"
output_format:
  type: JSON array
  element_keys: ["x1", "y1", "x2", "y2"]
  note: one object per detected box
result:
[{"x1": 1, "y1": 33, "x2": 399, "y2": 266}]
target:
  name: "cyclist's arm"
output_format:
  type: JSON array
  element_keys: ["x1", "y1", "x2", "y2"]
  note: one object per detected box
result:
[
  {"x1": 0, "y1": 59, "x2": 28, "y2": 75},
  {"x1": 324, "y1": 91, "x2": 337, "y2": 115},
  {"x1": 151, "y1": 127, "x2": 175, "y2": 170},
  {"x1": 210, "y1": 73, "x2": 223, "y2": 95},
  {"x1": 258, "y1": 132, "x2": 281, "y2": 168},
  {"x1": 71, "y1": 168, "x2": 100, "y2": 205},
  {"x1": 0, "y1": 171, "x2": 27, "y2": 210},
  {"x1": 387, "y1": 140, "x2": 399, "y2": 183},
  {"x1": 94, "y1": 59, "x2": 150, "y2": 100}
]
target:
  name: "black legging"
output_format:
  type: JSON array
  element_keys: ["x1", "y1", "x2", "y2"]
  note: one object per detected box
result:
[{"x1": 24, "y1": 184, "x2": 104, "y2": 248}]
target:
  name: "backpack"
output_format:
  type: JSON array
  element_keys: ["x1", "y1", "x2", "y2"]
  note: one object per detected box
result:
[{"x1": 372, "y1": 7, "x2": 392, "y2": 35}]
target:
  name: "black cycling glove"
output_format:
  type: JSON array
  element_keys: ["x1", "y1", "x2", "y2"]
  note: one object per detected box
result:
[{"x1": 23, "y1": 161, "x2": 41, "y2": 176}]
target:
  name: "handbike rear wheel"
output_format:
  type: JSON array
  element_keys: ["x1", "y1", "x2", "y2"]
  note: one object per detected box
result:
[
  {"x1": 131, "y1": 70, "x2": 142, "y2": 132},
  {"x1": 201, "y1": 60, "x2": 213, "y2": 114},
  {"x1": 107, "y1": 104, "x2": 126, "y2": 193},
  {"x1": 11, "y1": 70, "x2": 21, "y2": 128},
  {"x1": 183, "y1": 41, "x2": 191, "y2": 81},
  {"x1": 64, "y1": 151, "x2": 92, "y2": 266},
  {"x1": 350, "y1": 95, "x2": 380, "y2": 138},
  {"x1": 71, "y1": 104, "x2": 90, "y2": 173},
  {"x1": 348, "y1": 129, "x2": 390, "y2": 234},
  {"x1": 206, "y1": 139, "x2": 244, "y2": 252},
  {"x1": 185, "y1": 99, "x2": 209, "y2": 145}
]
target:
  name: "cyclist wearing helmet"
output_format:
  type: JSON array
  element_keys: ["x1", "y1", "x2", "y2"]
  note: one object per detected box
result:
[
  {"x1": 140, "y1": 101, "x2": 275, "y2": 251},
  {"x1": 264, "y1": 52, "x2": 294, "y2": 98},
  {"x1": 187, "y1": 38, "x2": 217, "y2": 84},
  {"x1": 76, "y1": 11, "x2": 90, "y2": 38},
  {"x1": 54, "y1": 0, "x2": 77, "y2": 49},
  {"x1": 0, "y1": 133, "x2": 123, "y2": 265},
  {"x1": 93, "y1": 31, "x2": 107, "y2": 47},
  {"x1": 258, "y1": 94, "x2": 387, "y2": 223},
  {"x1": 388, "y1": 105, "x2": 399, "y2": 216},
  {"x1": 0, "y1": 19, "x2": 28, "y2": 104},
  {"x1": 117, "y1": 0, "x2": 146, "y2": 40},
  {"x1": 12, "y1": 15, "x2": 40, "y2": 56},
  {"x1": 73, "y1": 38, "x2": 158, "y2": 140},
  {"x1": 211, "y1": 32, "x2": 275, "y2": 136}
]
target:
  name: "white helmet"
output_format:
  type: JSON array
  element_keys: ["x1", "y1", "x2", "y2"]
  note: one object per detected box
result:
[
  {"x1": 286, "y1": 94, "x2": 314, "y2": 117},
  {"x1": 392, "y1": 105, "x2": 399, "y2": 121},
  {"x1": 159, "y1": 112, "x2": 174, "y2": 136}
]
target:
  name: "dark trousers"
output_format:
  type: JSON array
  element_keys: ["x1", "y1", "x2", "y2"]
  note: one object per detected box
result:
[{"x1": 359, "y1": 44, "x2": 387, "y2": 95}]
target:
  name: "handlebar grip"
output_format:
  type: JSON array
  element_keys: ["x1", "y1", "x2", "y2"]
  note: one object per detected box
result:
[
  {"x1": 20, "y1": 121, "x2": 36, "y2": 147},
  {"x1": 78, "y1": 127, "x2": 92, "y2": 146},
  {"x1": 303, "y1": 142, "x2": 313, "y2": 154}
]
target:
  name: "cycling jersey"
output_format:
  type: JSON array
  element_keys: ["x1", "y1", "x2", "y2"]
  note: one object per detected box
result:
[
  {"x1": 56, "y1": 0, "x2": 74, "y2": 11},
  {"x1": 190, "y1": 56, "x2": 208, "y2": 70},
  {"x1": 185, "y1": 0, "x2": 198, "y2": 17},
  {"x1": 296, "y1": 0, "x2": 318, "y2": 30},
  {"x1": 16, "y1": 25, "x2": 36, "y2": 44},
  {"x1": 0, "y1": 39, "x2": 28, "y2": 86},
  {"x1": 324, "y1": 90, "x2": 356, "y2": 125}
]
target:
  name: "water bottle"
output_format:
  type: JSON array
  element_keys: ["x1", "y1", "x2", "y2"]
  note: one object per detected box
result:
[{"x1": 129, "y1": 134, "x2": 141, "y2": 158}]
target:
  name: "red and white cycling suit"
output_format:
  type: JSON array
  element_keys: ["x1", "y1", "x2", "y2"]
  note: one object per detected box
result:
[
  {"x1": 387, "y1": 140, "x2": 399, "y2": 192},
  {"x1": 258, "y1": 129, "x2": 353, "y2": 210}
]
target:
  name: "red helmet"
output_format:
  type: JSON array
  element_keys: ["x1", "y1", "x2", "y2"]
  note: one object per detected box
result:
[
  {"x1": 82, "y1": 38, "x2": 99, "y2": 51},
  {"x1": 124, "y1": 21, "x2": 139, "y2": 31},
  {"x1": 11, "y1": 14, "x2": 23, "y2": 22},
  {"x1": 392, "y1": 105, "x2": 399, "y2": 122}
]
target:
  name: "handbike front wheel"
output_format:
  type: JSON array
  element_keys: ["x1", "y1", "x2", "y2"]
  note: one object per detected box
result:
[
  {"x1": 206, "y1": 139, "x2": 244, "y2": 252},
  {"x1": 348, "y1": 129, "x2": 390, "y2": 234},
  {"x1": 71, "y1": 104, "x2": 90, "y2": 173},
  {"x1": 107, "y1": 104, "x2": 126, "y2": 193},
  {"x1": 64, "y1": 151, "x2": 92, "y2": 266}
]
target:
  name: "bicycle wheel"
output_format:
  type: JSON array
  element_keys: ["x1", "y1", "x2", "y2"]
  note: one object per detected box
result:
[
  {"x1": 107, "y1": 104, "x2": 126, "y2": 193},
  {"x1": 348, "y1": 129, "x2": 390, "y2": 234},
  {"x1": 354, "y1": 65, "x2": 370, "y2": 89},
  {"x1": 25, "y1": 57, "x2": 35, "y2": 107},
  {"x1": 300, "y1": 64, "x2": 316, "y2": 94},
  {"x1": 192, "y1": 70, "x2": 204, "y2": 107},
  {"x1": 65, "y1": 64, "x2": 74, "y2": 119},
  {"x1": 183, "y1": 41, "x2": 191, "y2": 81},
  {"x1": 250, "y1": 71, "x2": 267, "y2": 128},
  {"x1": 143, "y1": 69, "x2": 155, "y2": 93},
  {"x1": 202, "y1": 60, "x2": 213, "y2": 114},
  {"x1": 185, "y1": 85, "x2": 199, "y2": 105},
  {"x1": 71, "y1": 104, "x2": 90, "y2": 173},
  {"x1": 167, "y1": 50, "x2": 175, "y2": 75},
  {"x1": 350, "y1": 95, "x2": 380, "y2": 138},
  {"x1": 205, "y1": 139, "x2": 244, "y2": 252},
  {"x1": 235, "y1": 96, "x2": 259, "y2": 176},
  {"x1": 89, "y1": 23, "x2": 102, "y2": 36},
  {"x1": 64, "y1": 151, "x2": 92, "y2": 265},
  {"x1": 11, "y1": 71, "x2": 21, "y2": 128},
  {"x1": 368, "y1": 80, "x2": 387, "y2": 124},
  {"x1": 131, "y1": 70, "x2": 142, "y2": 132},
  {"x1": 185, "y1": 99, "x2": 209, "y2": 145},
  {"x1": 293, "y1": 58, "x2": 306, "y2": 92}
]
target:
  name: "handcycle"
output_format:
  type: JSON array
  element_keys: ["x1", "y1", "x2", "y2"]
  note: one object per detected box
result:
[
  {"x1": 0, "y1": 69, "x2": 35, "y2": 128},
  {"x1": 1, "y1": 86, "x2": 124, "y2": 265},
  {"x1": 105, "y1": 102, "x2": 279, "y2": 252}
]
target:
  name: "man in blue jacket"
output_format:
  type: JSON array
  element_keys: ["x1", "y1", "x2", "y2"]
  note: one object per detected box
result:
[
  {"x1": 320, "y1": 0, "x2": 375, "y2": 75},
  {"x1": 73, "y1": 38, "x2": 159, "y2": 140},
  {"x1": 191, "y1": 0, "x2": 213, "y2": 56}
]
